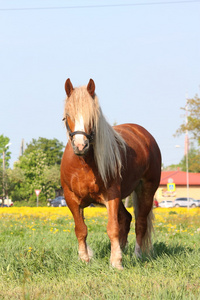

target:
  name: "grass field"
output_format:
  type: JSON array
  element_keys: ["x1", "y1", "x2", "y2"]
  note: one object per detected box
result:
[{"x1": 0, "y1": 207, "x2": 199, "y2": 299}]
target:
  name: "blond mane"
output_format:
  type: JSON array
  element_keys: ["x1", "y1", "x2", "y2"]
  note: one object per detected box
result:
[{"x1": 64, "y1": 85, "x2": 127, "y2": 185}]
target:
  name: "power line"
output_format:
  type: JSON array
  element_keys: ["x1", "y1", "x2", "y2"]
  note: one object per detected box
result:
[{"x1": 0, "y1": 1, "x2": 200, "y2": 11}]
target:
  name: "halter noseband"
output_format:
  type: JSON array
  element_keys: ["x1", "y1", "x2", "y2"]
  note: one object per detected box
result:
[{"x1": 63, "y1": 117, "x2": 94, "y2": 143}]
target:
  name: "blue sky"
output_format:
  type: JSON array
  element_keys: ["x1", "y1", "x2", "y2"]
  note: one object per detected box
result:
[{"x1": 0, "y1": 0, "x2": 200, "y2": 168}]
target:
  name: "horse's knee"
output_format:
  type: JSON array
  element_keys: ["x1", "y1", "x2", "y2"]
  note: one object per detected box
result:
[
  {"x1": 75, "y1": 222, "x2": 87, "y2": 241},
  {"x1": 107, "y1": 224, "x2": 119, "y2": 241}
]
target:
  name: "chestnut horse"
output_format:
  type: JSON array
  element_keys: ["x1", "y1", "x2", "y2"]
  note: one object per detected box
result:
[{"x1": 61, "y1": 79, "x2": 161, "y2": 269}]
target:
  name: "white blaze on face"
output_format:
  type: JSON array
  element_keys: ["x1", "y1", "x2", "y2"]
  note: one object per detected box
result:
[{"x1": 74, "y1": 115, "x2": 85, "y2": 150}]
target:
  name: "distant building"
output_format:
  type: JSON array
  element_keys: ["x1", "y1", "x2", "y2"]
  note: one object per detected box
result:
[{"x1": 156, "y1": 170, "x2": 200, "y2": 201}]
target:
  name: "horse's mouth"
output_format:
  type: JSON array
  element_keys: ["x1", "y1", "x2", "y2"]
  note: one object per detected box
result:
[
  {"x1": 75, "y1": 151, "x2": 85, "y2": 156},
  {"x1": 73, "y1": 145, "x2": 90, "y2": 156}
]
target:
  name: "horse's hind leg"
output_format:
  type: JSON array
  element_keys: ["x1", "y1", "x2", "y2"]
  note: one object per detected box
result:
[
  {"x1": 118, "y1": 201, "x2": 132, "y2": 249},
  {"x1": 134, "y1": 181, "x2": 155, "y2": 258}
]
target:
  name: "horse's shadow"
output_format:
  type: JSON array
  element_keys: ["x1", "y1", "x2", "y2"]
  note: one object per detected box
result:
[
  {"x1": 91, "y1": 239, "x2": 194, "y2": 267},
  {"x1": 152, "y1": 241, "x2": 193, "y2": 257},
  {"x1": 123, "y1": 241, "x2": 195, "y2": 267}
]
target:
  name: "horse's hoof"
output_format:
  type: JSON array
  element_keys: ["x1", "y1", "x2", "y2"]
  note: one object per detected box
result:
[
  {"x1": 116, "y1": 264, "x2": 124, "y2": 270},
  {"x1": 110, "y1": 261, "x2": 124, "y2": 270},
  {"x1": 87, "y1": 245, "x2": 93, "y2": 260},
  {"x1": 79, "y1": 256, "x2": 90, "y2": 263}
]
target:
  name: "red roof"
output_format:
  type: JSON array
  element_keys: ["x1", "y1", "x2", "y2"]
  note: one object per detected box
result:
[{"x1": 160, "y1": 171, "x2": 200, "y2": 186}]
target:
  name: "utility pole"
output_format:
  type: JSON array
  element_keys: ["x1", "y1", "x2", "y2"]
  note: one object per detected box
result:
[
  {"x1": 185, "y1": 94, "x2": 189, "y2": 208},
  {"x1": 19, "y1": 138, "x2": 25, "y2": 157}
]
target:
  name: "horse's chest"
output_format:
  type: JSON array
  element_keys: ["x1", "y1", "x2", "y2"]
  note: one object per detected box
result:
[{"x1": 69, "y1": 166, "x2": 99, "y2": 199}]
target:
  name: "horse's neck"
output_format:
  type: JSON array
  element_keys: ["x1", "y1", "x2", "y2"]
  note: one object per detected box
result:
[{"x1": 80, "y1": 147, "x2": 96, "y2": 168}]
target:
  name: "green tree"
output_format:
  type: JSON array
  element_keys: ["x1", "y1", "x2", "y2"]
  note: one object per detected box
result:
[
  {"x1": 179, "y1": 146, "x2": 200, "y2": 173},
  {"x1": 6, "y1": 167, "x2": 26, "y2": 202},
  {"x1": 0, "y1": 135, "x2": 11, "y2": 168},
  {"x1": 0, "y1": 135, "x2": 11, "y2": 201},
  {"x1": 42, "y1": 165, "x2": 61, "y2": 199},
  {"x1": 24, "y1": 137, "x2": 64, "y2": 166},
  {"x1": 11, "y1": 150, "x2": 46, "y2": 202},
  {"x1": 175, "y1": 94, "x2": 200, "y2": 145},
  {"x1": 175, "y1": 94, "x2": 200, "y2": 173},
  {"x1": 10, "y1": 138, "x2": 63, "y2": 205}
]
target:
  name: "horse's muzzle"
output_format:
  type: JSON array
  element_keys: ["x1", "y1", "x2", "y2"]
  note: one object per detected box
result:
[{"x1": 72, "y1": 139, "x2": 90, "y2": 156}]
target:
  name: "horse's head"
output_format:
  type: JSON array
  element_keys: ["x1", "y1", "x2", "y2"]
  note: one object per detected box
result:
[{"x1": 63, "y1": 78, "x2": 96, "y2": 156}]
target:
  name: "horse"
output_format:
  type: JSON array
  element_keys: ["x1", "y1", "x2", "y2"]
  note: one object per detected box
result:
[{"x1": 61, "y1": 78, "x2": 161, "y2": 270}]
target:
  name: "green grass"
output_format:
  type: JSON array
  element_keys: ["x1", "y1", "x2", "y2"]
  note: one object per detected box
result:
[{"x1": 0, "y1": 209, "x2": 200, "y2": 299}]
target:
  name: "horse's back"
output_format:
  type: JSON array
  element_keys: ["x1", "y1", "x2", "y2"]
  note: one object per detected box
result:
[{"x1": 114, "y1": 123, "x2": 161, "y2": 162}]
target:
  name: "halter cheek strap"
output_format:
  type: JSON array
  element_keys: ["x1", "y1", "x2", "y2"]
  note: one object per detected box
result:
[{"x1": 63, "y1": 117, "x2": 94, "y2": 143}]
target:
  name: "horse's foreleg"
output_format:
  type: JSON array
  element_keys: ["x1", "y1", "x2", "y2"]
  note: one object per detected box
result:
[
  {"x1": 74, "y1": 207, "x2": 92, "y2": 262},
  {"x1": 106, "y1": 196, "x2": 123, "y2": 270},
  {"x1": 63, "y1": 190, "x2": 92, "y2": 262}
]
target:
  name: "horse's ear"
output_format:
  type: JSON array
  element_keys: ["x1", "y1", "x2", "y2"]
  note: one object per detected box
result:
[
  {"x1": 87, "y1": 79, "x2": 95, "y2": 97},
  {"x1": 65, "y1": 78, "x2": 74, "y2": 97}
]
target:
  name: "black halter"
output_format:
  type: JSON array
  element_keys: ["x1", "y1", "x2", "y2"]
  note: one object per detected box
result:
[{"x1": 63, "y1": 117, "x2": 94, "y2": 143}]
